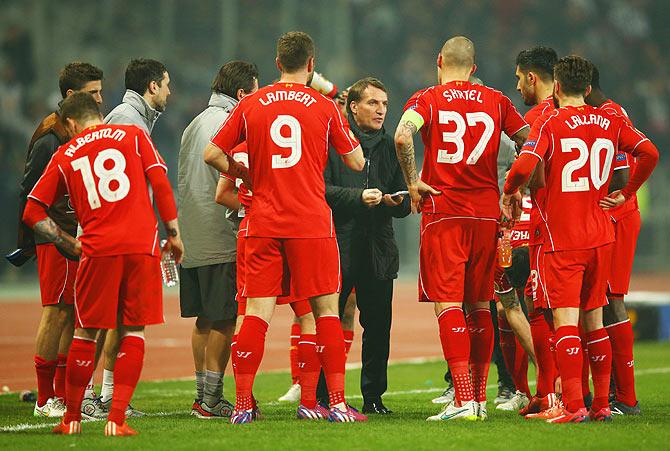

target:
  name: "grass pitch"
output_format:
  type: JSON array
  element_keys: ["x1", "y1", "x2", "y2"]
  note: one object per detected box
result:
[{"x1": 1, "y1": 342, "x2": 670, "y2": 450}]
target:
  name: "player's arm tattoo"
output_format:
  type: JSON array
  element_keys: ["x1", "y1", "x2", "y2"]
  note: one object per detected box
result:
[
  {"x1": 395, "y1": 120, "x2": 419, "y2": 187},
  {"x1": 33, "y1": 217, "x2": 80, "y2": 256},
  {"x1": 511, "y1": 126, "x2": 530, "y2": 148},
  {"x1": 165, "y1": 226, "x2": 178, "y2": 237}
]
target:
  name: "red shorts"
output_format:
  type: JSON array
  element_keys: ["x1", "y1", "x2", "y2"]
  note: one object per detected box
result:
[
  {"x1": 541, "y1": 244, "x2": 613, "y2": 311},
  {"x1": 608, "y1": 211, "x2": 641, "y2": 297},
  {"x1": 419, "y1": 216, "x2": 496, "y2": 303},
  {"x1": 243, "y1": 236, "x2": 341, "y2": 299},
  {"x1": 36, "y1": 244, "x2": 78, "y2": 306},
  {"x1": 527, "y1": 244, "x2": 547, "y2": 309},
  {"x1": 74, "y1": 254, "x2": 163, "y2": 329}
]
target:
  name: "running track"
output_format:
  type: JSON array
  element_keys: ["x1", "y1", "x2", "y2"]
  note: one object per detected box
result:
[{"x1": 2, "y1": 275, "x2": 667, "y2": 391}]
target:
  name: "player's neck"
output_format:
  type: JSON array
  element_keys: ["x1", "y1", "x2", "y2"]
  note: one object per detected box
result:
[
  {"x1": 279, "y1": 72, "x2": 309, "y2": 85},
  {"x1": 534, "y1": 82, "x2": 554, "y2": 105},
  {"x1": 439, "y1": 69, "x2": 471, "y2": 85},
  {"x1": 75, "y1": 119, "x2": 103, "y2": 134},
  {"x1": 558, "y1": 95, "x2": 586, "y2": 108}
]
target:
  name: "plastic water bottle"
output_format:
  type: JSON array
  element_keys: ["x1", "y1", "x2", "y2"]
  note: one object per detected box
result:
[
  {"x1": 497, "y1": 229, "x2": 513, "y2": 268},
  {"x1": 160, "y1": 239, "x2": 179, "y2": 287}
]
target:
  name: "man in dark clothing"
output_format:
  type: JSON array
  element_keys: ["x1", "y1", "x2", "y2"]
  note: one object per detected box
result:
[{"x1": 321, "y1": 77, "x2": 410, "y2": 414}]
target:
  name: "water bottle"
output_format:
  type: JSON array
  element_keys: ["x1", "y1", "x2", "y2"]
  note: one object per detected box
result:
[
  {"x1": 497, "y1": 228, "x2": 513, "y2": 268},
  {"x1": 160, "y1": 239, "x2": 179, "y2": 287}
]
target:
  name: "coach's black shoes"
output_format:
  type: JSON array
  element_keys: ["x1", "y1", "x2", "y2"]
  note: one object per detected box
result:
[
  {"x1": 362, "y1": 399, "x2": 393, "y2": 415},
  {"x1": 610, "y1": 400, "x2": 641, "y2": 416}
]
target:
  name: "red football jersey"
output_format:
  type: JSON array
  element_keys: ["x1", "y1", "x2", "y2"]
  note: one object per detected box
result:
[
  {"x1": 405, "y1": 81, "x2": 528, "y2": 218},
  {"x1": 519, "y1": 105, "x2": 649, "y2": 251},
  {"x1": 220, "y1": 141, "x2": 252, "y2": 215},
  {"x1": 28, "y1": 124, "x2": 166, "y2": 257},
  {"x1": 211, "y1": 82, "x2": 359, "y2": 238},
  {"x1": 510, "y1": 195, "x2": 531, "y2": 248},
  {"x1": 600, "y1": 99, "x2": 638, "y2": 221},
  {"x1": 524, "y1": 96, "x2": 555, "y2": 246}
]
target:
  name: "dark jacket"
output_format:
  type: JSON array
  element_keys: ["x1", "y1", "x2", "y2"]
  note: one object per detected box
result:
[
  {"x1": 17, "y1": 112, "x2": 76, "y2": 249},
  {"x1": 324, "y1": 114, "x2": 410, "y2": 280}
]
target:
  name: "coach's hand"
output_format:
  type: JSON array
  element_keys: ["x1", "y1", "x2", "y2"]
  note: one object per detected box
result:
[
  {"x1": 501, "y1": 190, "x2": 522, "y2": 221},
  {"x1": 362, "y1": 188, "x2": 383, "y2": 208},
  {"x1": 599, "y1": 190, "x2": 625, "y2": 210},
  {"x1": 382, "y1": 193, "x2": 404, "y2": 207},
  {"x1": 408, "y1": 181, "x2": 440, "y2": 214},
  {"x1": 163, "y1": 236, "x2": 184, "y2": 264}
]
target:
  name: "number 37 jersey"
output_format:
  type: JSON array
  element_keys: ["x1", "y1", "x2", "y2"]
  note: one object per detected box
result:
[
  {"x1": 404, "y1": 81, "x2": 528, "y2": 218},
  {"x1": 519, "y1": 105, "x2": 649, "y2": 251},
  {"x1": 28, "y1": 124, "x2": 167, "y2": 257}
]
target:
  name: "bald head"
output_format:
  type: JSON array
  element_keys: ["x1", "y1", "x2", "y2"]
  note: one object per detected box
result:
[{"x1": 440, "y1": 36, "x2": 475, "y2": 69}]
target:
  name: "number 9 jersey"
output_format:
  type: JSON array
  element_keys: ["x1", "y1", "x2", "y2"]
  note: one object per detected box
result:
[
  {"x1": 404, "y1": 80, "x2": 528, "y2": 218},
  {"x1": 28, "y1": 124, "x2": 168, "y2": 257},
  {"x1": 518, "y1": 105, "x2": 649, "y2": 252}
]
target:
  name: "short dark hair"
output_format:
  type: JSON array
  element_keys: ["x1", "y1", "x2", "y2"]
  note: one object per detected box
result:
[
  {"x1": 516, "y1": 46, "x2": 558, "y2": 81},
  {"x1": 277, "y1": 31, "x2": 315, "y2": 73},
  {"x1": 60, "y1": 92, "x2": 102, "y2": 123},
  {"x1": 58, "y1": 62, "x2": 103, "y2": 98},
  {"x1": 554, "y1": 55, "x2": 593, "y2": 96},
  {"x1": 212, "y1": 61, "x2": 259, "y2": 98},
  {"x1": 591, "y1": 65, "x2": 601, "y2": 90},
  {"x1": 125, "y1": 58, "x2": 167, "y2": 94},
  {"x1": 346, "y1": 77, "x2": 387, "y2": 115}
]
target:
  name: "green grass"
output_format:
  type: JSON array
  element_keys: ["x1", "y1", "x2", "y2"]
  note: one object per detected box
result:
[{"x1": 2, "y1": 342, "x2": 670, "y2": 450}]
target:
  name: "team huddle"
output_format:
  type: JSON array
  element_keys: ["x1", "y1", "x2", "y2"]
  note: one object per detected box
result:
[{"x1": 17, "y1": 31, "x2": 657, "y2": 435}]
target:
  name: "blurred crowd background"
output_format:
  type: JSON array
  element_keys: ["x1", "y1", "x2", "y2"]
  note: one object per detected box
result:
[{"x1": 1, "y1": 0, "x2": 669, "y2": 282}]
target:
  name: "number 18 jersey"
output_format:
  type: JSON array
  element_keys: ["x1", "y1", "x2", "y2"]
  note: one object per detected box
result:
[
  {"x1": 211, "y1": 82, "x2": 359, "y2": 238},
  {"x1": 519, "y1": 105, "x2": 649, "y2": 252},
  {"x1": 28, "y1": 124, "x2": 167, "y2": 257},
  {"x1": 404, "y1": 81, "x2": 528, "y2": 218}
]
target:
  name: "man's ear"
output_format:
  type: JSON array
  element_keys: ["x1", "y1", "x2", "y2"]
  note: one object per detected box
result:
[
  {"x1": 436, "y1": 53, "x2": 443, "y2": 69},
  {"x1": 470, "y1": 64, "x2": 477, "y2": 76},
  {"x1": 236, "y1": 88, "x2": 246, "y2": 101},
  {"x1": 349, "y1": 100, "x2": 357, "y2": 116},
  {"x1": 306, "y1": 57, "x2": 315, "y2": 74},
  {"x1": 553, "y1": 80, "x2": 560, "y2": 97},
  {"x1": 147, "y1": 80, "x2": 158, "y2": 95},
  {"x1": 584, "y1": 85, "x2": 592, "y2": 98},
  {"x1": 65, "y1": 89, "x2": 75, "y2": 98},
  {"x1": 65, "y1": 117, "x2": 78, "y2": 137},
  {"x1": 275, "y1": 56, "x2": 282, "y2": 73},
  {"x1": 528, "y1": 71, "x2": 537, "y2": 86}
]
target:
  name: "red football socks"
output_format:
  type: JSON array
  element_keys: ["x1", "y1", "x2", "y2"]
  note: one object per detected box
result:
[
  {"x1": 34, "y1": 355, "x2": 57, "y2": 407},
  {"x1": 467, "y1": 308, "x2": 494, "y2": 402},
  {"x1": 234, "y1": 316, "x2": 268, "y2": 411},
  {"x1": 298, "y1": 334, "x2": 320, "y2": 409},
  {"x1": 586, "y1": 328, "x2": 613, "y2": 412},
  {"x1": 606, "y1": 319, "x2": 637, "y2": 406},
  {"x1": 498, "y1": 314, "x2": 530, "y2": 397},
  {"x1": 315, "y1": 315, "x2": 346, "y2": 407},
  {"x1": 64, "y1": 338, "x2": 96, "y2": 423},
  {"x1": 554, "y1": 325, "x2": 584, "y2": 412},
  {"x1": 343, "y1": 329, "x2": 354, "y2": 357},
  {"x1": 108, "y1": 335, "x2": 145, "y2": 426},
  {"x1": 289, "y1": 323, "x2": 301, "y2": 384},
  {"x1": 230, "y1": 334, "x2": 238, "y2": 379},
  {"x1": 437, "y1": 307, "x2": 473, "y2": 402},
  {"x1": 54, "y1": 353, "x2": 67, "y2": 401},
  {"x1": 529, "y1": 310, "x2": 557, "y2": 397}
]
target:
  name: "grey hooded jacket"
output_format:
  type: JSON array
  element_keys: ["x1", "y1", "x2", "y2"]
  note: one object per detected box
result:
[
  {"x1": 104, "y1": 89, "x2": 161, "y2": 133},
  {"x1": 177, "y1": 92, "x2": 238, "y2": 268}
]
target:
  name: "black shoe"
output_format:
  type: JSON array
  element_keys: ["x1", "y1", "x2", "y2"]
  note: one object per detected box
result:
[
  {"x1": 610, "y1": 400, "x2": 641, "y2": 416},
  {"x1": 362, "y1": 400, "x2": 392, "y2": 415}
]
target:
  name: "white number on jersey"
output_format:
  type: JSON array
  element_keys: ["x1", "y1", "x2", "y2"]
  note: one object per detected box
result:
[
  {"x1": 519, "y1": 196, "x2": 532, "y2": 223},
  {"x1": 270, "y1": 115, "x2": 302, "y2": 169},
  {"x1": 560, "y1": 138, "x2": 614, "y2": 192},
  {"x1": 232, "y1": 152, "x2": 249, "y2": 190},
  {"x1": 71, "y1": 149, "x2": 131, "y2": 209},
  {"x1": 437, "y1": 111, "x2": 495, "y2": 165}
]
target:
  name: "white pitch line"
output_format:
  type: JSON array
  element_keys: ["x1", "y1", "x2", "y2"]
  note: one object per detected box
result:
[{"x1": 2, "y1": 367, "x2": 669, "y2": 433}]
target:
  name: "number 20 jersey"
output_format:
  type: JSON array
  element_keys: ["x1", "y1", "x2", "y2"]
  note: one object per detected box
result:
[
  {"x1": 404, "y1": 80, "x2": 528, "y2": 219},
  {"x1": 519, "y1": 105, "x2": 649, "y2": 252},
  {"x1": 211, "y1": 82, "x2": 359, "y2": 238},
  {"x1": 28, "y1": 124, "x2": 167, "y2": 257}
]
